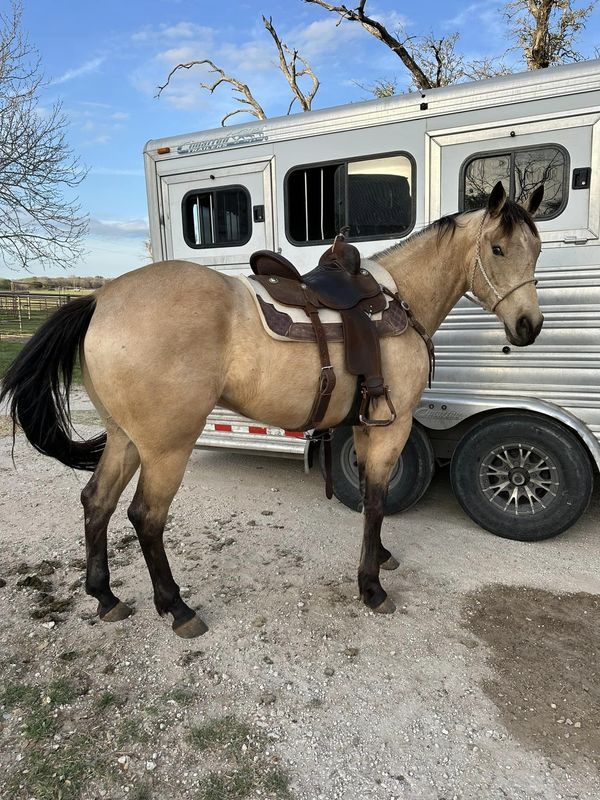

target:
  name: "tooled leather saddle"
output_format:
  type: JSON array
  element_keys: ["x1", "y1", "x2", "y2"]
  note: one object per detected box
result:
[{"x1": 249, "y1": 234, "x2": 399, "y2": 431}]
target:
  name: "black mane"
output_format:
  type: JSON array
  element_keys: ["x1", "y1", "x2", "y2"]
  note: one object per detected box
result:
[{"x1": 374, "y1": 199, "x2": 539, "y2": 262}]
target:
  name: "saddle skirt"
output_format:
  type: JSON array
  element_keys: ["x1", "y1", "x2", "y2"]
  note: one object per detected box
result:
[{"x1": 239, "y1": 259, "x2": 408, "y2": 344}]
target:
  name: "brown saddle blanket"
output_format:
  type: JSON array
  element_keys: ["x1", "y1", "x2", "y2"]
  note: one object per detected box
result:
[{"x1": 248, "y1": 241, "x2": 407, "y2": 379}]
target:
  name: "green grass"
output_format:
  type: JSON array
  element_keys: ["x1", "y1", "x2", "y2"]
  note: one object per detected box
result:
[
  {"x1": 130, "y1": 785, "x2": 152, "y2": 800},
  {"x1": 7, "y1": 736, "x2": 100, "y2": 800},
  {"x1": 95, "y1": 691, "x2": 126, "y2": 711},
  {"x1": 0, "y1": 340, "x2": 24, "y2": 378},
  {"x1": 116, "y1": 718, "x2": 152, "y2": 747},
  {"x1": 0, "y1": 338, "x2": 83, "y2": 382},
  {"x1": 189, "y1": 717, "x2": 292, "y2": 799},
  {"x1": 163, "y1": 686, "x2": 197, "y2": 706},
  {"x1": 48, "y1": 678, "x2": 79, "y2": 706},
  {"x1": 24, "y1": 709, "x2": 57, "y2": 741},
  {"x1": 198, "y1": 765, "x2": 291, "y2": 800},
  {"x1": 0, "y1": 683, "x2": 39, "y2": 709},
  {"x1": 187, "y1": 717, "x2": 252, "y2": 755}
]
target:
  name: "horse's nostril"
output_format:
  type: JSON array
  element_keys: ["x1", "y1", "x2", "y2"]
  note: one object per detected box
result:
[{"x1": 516, "y1": 315, "x2": 533, "y2": 341}]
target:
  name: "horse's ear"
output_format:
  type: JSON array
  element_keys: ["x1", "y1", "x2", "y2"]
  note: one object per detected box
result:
[
  {"x1": 487, "y1": 181, "x2": 507, "y2": 217},
  {"x1": 526, "y1": 184, "x2": 544, "y2": 216}
]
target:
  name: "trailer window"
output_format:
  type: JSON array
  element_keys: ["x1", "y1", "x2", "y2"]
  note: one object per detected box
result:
[
  {"x1": 286, "y1": 154, "x2": 414, "y2": 244},
  {"x1": 182, "y1": 186, "x2": 251, "y2": 248},
  {"x1": 461, "y1": 145, "x2": 568, "y2": 219}
]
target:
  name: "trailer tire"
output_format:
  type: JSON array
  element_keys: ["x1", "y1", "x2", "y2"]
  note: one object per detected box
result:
[
  {"x1": 323, "y1": 422, "x2": 435, "y2": 515},
  {"x1": 450, "y1": 413, "x2": 593, "y2": 541}
]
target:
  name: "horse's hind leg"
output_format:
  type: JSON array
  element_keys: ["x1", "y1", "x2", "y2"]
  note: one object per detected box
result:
[
  {"x1": 81, "y1": 426, "x2": 140, "y2": 620},
  {"x1": 127, "y1": 445, "x2": 207, "y2": 639}
]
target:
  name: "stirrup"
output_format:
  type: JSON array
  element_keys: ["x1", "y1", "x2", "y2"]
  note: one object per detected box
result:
[{"x1": 359, "y1": 385, "x2": 397, "y2": 427}]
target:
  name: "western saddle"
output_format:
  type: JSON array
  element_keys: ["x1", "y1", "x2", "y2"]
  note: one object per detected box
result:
[{"x1": 249, "y1": 233, "x2": 398, "y2": 432}]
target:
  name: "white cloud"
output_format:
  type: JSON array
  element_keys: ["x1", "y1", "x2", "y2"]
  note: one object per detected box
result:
[
  {"x1": 155, "y1": 45, "x2": 203, "y2": 63},
  {"x1": 51, "y1": 57, "x2": 105, "y2": 85},
  {"x1": 92, "y1": 167, "x2": 144, "y2": 177},
  {"x1": 217, "y1": 40, "x2": 278, "y2": 75},
  {"x1": 132, "y1": 22, "x2": 213, "y2": 44},
  {"x1": 444, "y1": 1, "x2": 504, "y2": 36},
  {"x1": 89, "y1": 218, "x2": 148, "y2": 238},
  {"x1": 81, "y1": 134, "x2": 111, "y2": 147}
]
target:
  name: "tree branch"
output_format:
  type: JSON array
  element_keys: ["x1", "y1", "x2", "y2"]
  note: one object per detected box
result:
[
  {"x1": 304, "y1": 0, "x2": 433, "y2": 89},
  {"x1": 156, "y1": 58, "x2": 266, "y2": 125},
  {"x1": 262, "y1": 15, "x2": 319, "y2": 112}
]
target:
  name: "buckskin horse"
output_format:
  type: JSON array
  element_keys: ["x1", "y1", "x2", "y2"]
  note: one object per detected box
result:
[{"x1": 1, "y1": 182, "x2": 544, "y2": 638}]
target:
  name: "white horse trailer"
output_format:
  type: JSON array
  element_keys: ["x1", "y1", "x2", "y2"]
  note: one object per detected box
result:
[{"x1": 144, "y1": 60, "x2": 600, "y2": 540}]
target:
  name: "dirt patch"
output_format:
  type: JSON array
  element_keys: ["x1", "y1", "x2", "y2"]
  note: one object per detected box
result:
[
  {"x1": 463, "y1": 584, "x2": 600, "y2": 771},
  {"x1": 0, "y1": 415, "x2": 13, "y2": 438}
]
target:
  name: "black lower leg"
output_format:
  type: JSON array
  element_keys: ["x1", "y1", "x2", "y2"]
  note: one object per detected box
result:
[
  {"x1": 378, "y1": 544, "x2": 393, "y2": 564},
  {"x1": 82, "y1": 485, "x2": 121, "y2": 614},
  {"x1": 358, "y1": 479, "x2": 388, "y2": 609},
  {"x1": 128, "y1": 498, "x2": 195, "y2": 628}
]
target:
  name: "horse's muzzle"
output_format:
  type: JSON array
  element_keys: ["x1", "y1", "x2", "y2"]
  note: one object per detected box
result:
[{"x1": 505, "y1": 314, "x2": 544, "y2": 347}]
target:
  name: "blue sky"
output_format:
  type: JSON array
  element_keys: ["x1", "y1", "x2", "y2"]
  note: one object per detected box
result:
[{"x1": 9, "y1": 0, "x2": 600, "y2": 278}]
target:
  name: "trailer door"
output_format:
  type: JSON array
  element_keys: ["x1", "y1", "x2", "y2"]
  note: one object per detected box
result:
[
  {"x1": 428, "y1": 111, "x2": 600, "y2": 242},
  {"x1": 159, "y1": 160, "x2": 274, "y2": 274}
]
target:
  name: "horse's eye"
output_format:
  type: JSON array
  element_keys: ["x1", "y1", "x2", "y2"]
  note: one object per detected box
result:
[{"x1": 492, "y1": 245, "x2": 504, "y2": 256}]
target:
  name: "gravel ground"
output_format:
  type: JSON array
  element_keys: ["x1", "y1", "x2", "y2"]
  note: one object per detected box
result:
[{"x1": 0, "y1": 402, "x2": 599, "y2": 800}]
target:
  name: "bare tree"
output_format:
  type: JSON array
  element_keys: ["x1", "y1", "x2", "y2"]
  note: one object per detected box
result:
[
  {"x1": 157, "y1": 16, "x2": 319, "y2": 125},
  {"x1": 262, "y1": 16, "x2": 319, "y2": 113},
  {"x1": 0, "y1": 2, "x2": 87, "y2": 272},
  {"x1": 506, "y1": 0, "x2": 596, "y2": 69},
  {"x1": 304, "y1": 0, "x2": 434, "y2": 89}
]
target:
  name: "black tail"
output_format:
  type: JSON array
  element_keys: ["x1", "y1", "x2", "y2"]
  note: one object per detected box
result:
[{"x1": 0, "y1": 294, "x2": 106, "y2": 471}]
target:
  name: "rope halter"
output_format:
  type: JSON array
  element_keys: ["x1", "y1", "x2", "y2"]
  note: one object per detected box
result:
[{"x1": 465, "y1": 211, "x2": 538, "y2": 313}]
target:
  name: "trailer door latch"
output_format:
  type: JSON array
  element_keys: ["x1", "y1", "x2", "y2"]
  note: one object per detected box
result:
[{"x1": 572, "y1": 168, "x2": 591, "y2": 189}]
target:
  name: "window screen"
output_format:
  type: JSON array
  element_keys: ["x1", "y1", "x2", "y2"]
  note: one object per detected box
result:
[
  {"x1": 182, "y1": 186, "x2": 251, "y2": 248},
  {"x1": 286, "y1": 154, "x2": 414, "y2": 243},
  {"x1": 462, "y1": 145, "x2": 568, "y2": 219}
]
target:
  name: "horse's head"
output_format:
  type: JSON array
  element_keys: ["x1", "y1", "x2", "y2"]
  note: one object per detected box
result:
[{"x1": 471, "y1": 181, "x2": 544, "y2": 347}]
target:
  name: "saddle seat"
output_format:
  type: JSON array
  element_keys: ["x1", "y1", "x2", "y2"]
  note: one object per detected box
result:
[
  {"x1": 249, "y1": 241, "x2": 381, "y2": 311},
  {"x1": 249, "y1": 236, "x2": 397, "y2": 430}
]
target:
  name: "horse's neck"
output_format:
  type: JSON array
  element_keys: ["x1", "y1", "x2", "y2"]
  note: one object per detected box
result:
[{"x1": 375, "y1": 216, "x2": 477, "y2": 335}]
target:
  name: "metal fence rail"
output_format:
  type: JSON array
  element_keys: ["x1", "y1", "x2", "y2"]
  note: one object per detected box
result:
[{"x1": 0, "y1": 291, "x2": 80, "y2": 339}]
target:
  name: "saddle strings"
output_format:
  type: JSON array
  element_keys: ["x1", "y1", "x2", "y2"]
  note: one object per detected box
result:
[{"x1": 464, "y1": 211, "x2": 538, "y2": 313}]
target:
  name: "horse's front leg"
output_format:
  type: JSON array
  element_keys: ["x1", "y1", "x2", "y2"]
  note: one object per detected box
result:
[
  {"x1": 354, "y1": 425, "x2": 400, "y2": 571},
  {"x1": 358, "y1": 413, "x2": 412, "y2": 614}
]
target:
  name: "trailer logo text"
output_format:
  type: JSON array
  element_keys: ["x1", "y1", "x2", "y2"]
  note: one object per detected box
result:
[{"x1": 177, "y1": 127, "x2": 268, "y2": 155}]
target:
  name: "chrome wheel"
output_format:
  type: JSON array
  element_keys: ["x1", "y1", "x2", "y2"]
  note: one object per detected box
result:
[
  {"x1": 451, "y1": 414, "x2": 593, "y2": 540},
  {"x1": 479, "y1": 442, "x2": 560, "y2": 516}
]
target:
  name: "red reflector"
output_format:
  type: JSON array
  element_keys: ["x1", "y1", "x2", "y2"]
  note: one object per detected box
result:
[
  {"x1": 215, "y1": 424, "x2": 232, "y2": 432},
  {"x1": 156, "y1": 146, "x2": 171, "y2": 155},
  {"x1": 249, "y1": 426, "x2": 267, "y2": 435},
  {"x1": 285, "y1": 431, "x2": 305, "y2": 439}
]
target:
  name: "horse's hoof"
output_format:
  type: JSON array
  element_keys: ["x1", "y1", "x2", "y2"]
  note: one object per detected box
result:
[
  {"x1": 173, "y1": 614, "x2": 208, "y2": 639},
  {"x1": 373, "y1": 597, "x2": 396, "y2": 614},
  {"x1": 97, "y1": 601, "x2": 133, "y2": 622},
  {"x1": 380, "y1": 555, "x2": 400, "y2": 571}
]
